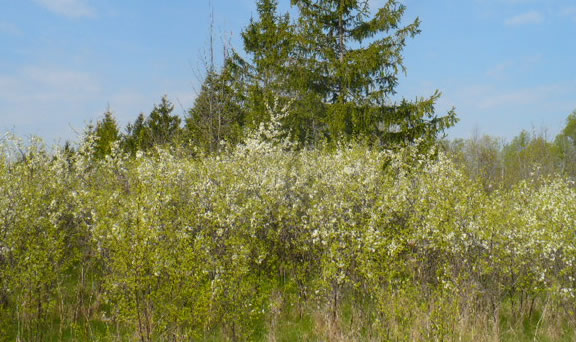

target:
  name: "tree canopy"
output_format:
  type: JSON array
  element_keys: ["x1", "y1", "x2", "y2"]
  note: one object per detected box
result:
[
  {"x1": 237, "y1": 0, "x2": 457, "y2": 146},
  {"x1": 88, "y1": 109, "x2": 120, "y2": 159}
]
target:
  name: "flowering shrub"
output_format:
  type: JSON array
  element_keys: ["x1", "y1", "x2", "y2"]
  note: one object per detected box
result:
[{"x1": 0, "y1": 131, "x2": 575, "y2": 340}]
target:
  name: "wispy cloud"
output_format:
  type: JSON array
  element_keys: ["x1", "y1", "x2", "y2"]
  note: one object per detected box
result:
[
  {"x1": 447, "y1": 83, "x2": 570, "y2": 111},
  {"x1": 0, "y1": 67, "x2": 101, "y2": 112},
  {"x1": 477, "y1": 88, "x2": 545, "y2": 109},
  {"x1": 0, "y1": 66, "x2": 196, "y2": 141},
  {"x1": 33, "y1": 0, "x2": 95, "y2": 18},
  {"x1": 439, "y1": 81, "x2": 576, "y2": 139},
  {"x1": 0, "y1": 66, "x2": 102, "y2": 140},
  {"x1": 486, "y1": 55, "x2": 542, "y2": 79},
  {"x1": 0, "y1": 21, "x2": 22, "y2": 36},
  {"x1": 561, "y1": 7, "x2": 576, "y2": 22},
  {"x1": 505, "y1": 10, "x2": 544, "y2": 26}
]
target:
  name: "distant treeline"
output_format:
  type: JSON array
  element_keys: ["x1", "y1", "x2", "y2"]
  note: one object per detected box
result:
[
  {"x1": 81, "y1": 93, "x2": 576, "y2": 188},
  {"x1": 444, "y1": 109, "x2": 576, "y2": 187}
]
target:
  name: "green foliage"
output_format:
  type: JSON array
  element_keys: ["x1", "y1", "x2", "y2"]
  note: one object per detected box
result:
[
  {"x1": 185, "y1": 60, "x2": 246, "y2": 153},
  {"x1": 239, "y1": 0, "x2": 457, "y2": 146},
  {"x1": 448, "y1": 134, "x2": 504, "y2": 189},
  {"x1": 446, "y1": 128, "x2": 569, "y2": 188},
  {"x1": 503, "y1": 130, "x2": 560, "y2": 183},
  {"x1": 122, "y1": 113, "x2": 148, "y2": 155},
  {"x1": 80, "y1": 0, "x2": 457, "y2": 154},
  {"x1": 146, "y1": 95, "x2": 181, "y2": 147},
  {"x1": 122, "y1": 96, "x2": 182, "y2": 155},
  {"x1": 2, "y1": 127, "x2": 576, "y2": 340},
  {"x1": 560, "y1": 109, "x2": 576, "y2": 145},
  {"x1": 241, "y1": 0, "x2": 297, "y2": 133},
  {"x1": 87, "y1": 110, "x2": 120, "y2": 159},
  {"x1": 444, "y1": 109, "x2": 576, "y2": 188},
  {"x1": 555, "y1": 110, "x2": 576, "y2": 175}
]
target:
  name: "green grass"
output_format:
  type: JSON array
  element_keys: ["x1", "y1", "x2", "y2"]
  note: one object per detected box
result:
[{"x1": 2, "y1": 295, "x2": 576, "y2": 341}]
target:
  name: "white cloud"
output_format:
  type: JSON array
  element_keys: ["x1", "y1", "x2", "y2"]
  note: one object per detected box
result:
[
  {"x1": 0, "y1": 66, "x2": 103, "y2": 141},
  {"x1": 505, "y1": 10, "x2": 544, "y2": 26},
  {"x1": 0, "y1": 21, "x2": 22, "y2": 36},
  {"x1": 447, "y1": 83, "x2": 564, "y2": 111},
  {"x1": 433, "y1": 81, "x2": 576, "y2": 139},
  {"x1": 0, "y1": 67, "x2": 101, "y2": 127},
  {"x1": 477, "y1": 88, "x2": 545, "y2": 109},
  {"x1": 485, "y1": 55, "x2": 542, "y2": 79},
  {"x1": 0, "y1": 67, "x2": 101, "y2": 103},
  {"x1": 561, "y1": 7, "x2": 576, "y2": 22},
  {"x1": 0, "y1": 65, "x2": 199, "y2": 141},
  {"x1": 33, "y1": 0, "x2": 95, "y2": 18}
]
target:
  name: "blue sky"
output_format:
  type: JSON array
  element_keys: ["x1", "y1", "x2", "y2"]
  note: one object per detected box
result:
[{"x1": 1, "y1": 0, "x2": 575, "y2": 144}]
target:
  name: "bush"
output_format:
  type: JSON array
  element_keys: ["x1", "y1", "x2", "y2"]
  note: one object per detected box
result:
[{"x1": 1, "y1": 134, "x2": 575, "y2": 340}]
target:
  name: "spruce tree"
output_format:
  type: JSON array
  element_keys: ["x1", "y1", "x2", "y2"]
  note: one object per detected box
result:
[
  {"x1": 122, "y1": 113, "x2": 148, "y2": 155},
  {"x1": 146, "y1": 95, "x2": 181, "y2": 147},
  {"x1": 241, "y1": 0, "x2": 457, "y2": 146},
  {"x1": 121, "y1": 96, "x2": 181, "y2": 154},
  {"x1": 242, "y1": 0, "x2": 327, "y2": 144},
  {"x1": 185, "y1": 59, "x2": 246, "y2": 152},
  {"x1": 242, "y1": 0, "x2": 294, "y2": 124},
  {"x1": 90, "y1": 110, "x2": 120, "y2": 159}
]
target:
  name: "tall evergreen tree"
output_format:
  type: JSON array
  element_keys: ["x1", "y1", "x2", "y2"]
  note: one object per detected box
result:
[
  {"x1": 89, "y1": 110, "x2": 120, "y2": 159},
  {"x1": 121, "y1": 96, "x2": 181, "y2": 154},
  {"x1": 294, "y1": 0, "x2": 457, "y2": 143},
  {"x1": 122, "y1": 113, "x2": 148, "y2": 155},
  {"x1": 242, "y1": 0, "x2": 295, "y2": 123},
  {"x1": 241, "y1": 0, "x2": 457, "y2": 146},
  {"x1": 185, "y1": 58, "x2": 246, "y2": 152},
  {"x1": 147, "y1": 95, "x2": 181, "y2": 147},
  {"x1": 242, "y1": 0, "x2": 326, "y2": 143}
]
